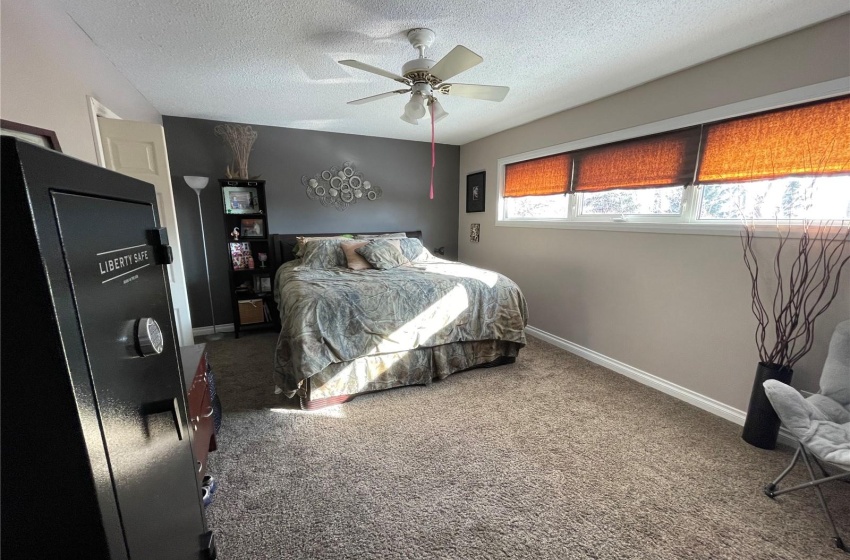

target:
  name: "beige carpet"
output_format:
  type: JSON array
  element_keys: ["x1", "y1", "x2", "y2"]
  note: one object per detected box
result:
[{"x1": 202, "y1": 332, "x2": 849, "y2": 559}]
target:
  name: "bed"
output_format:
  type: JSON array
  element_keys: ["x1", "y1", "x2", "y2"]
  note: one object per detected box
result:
[{"x1": 269, "y1": 231, "x2": 528, "y2": 409}]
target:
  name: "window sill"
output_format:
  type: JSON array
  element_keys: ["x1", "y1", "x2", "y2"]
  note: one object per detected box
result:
[{"x1": 494, "y1": 219, "x2": 845, "y2": 238}]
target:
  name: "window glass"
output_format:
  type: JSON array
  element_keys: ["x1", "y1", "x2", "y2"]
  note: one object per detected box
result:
[
  {"x1": 579, "y1": 186, "x2": 684, "y2": 216},
  {"x1": 698, "y1": 176, "x2": 850, "y2": 220},
  {"x1": 503, "y1": 194, "x2": 569, "y2": 219}
]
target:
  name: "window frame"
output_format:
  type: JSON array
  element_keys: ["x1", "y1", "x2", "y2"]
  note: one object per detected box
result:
[{"x1": 495, "y1": 78, "x2": 850, "y2": 237}]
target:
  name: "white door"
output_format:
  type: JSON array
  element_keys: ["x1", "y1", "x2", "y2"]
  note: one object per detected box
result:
[{"x1": 98, "y1": 117, "x2": 194, "y2": 346}]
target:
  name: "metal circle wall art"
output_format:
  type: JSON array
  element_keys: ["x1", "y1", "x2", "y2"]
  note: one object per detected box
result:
[{"x1": 302, "y1": 161, "x2": 383, "y2": 211}]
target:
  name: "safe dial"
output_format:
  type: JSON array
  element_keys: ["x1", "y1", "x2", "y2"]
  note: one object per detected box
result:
[{"x1": 135, "y1": 317, "x2": 164, "y2": 357}]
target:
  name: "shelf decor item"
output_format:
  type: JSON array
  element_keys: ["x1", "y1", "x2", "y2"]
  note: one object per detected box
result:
[
  {"x1": 214, "y1": 123, "x2": 258, "y2": 180},
  {"x1": 222, "y1": 185, "x2": 260, "y2": 214},
  {"x1": 1, "y1": 119, "x2": 62, "y2": 152},
  {"x1": 229, "y1": 242, "x2": 252, "y2": 270},
  {"x1": 740, "y1": 218, "x2": 849, "y2": 449},
  {"x1": 184, "y1": 176, "x2": 223, "y2": 341},
  {"x1": 240, "y1": 218, "x2": 264, "y2": 238}
]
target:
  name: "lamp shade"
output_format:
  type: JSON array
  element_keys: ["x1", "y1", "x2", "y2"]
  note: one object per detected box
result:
[
  {"x1": 403, "y1": 94, "x2": 426, "y2": 121},
  {"x1": 400, "y1": 113, "x2": 420, "y2": 125},
  {"x1": 184, "y1": 176, "x2": 209, "y2": 192},
  {"x1": 429, "y1": 99, "x2": 449, "y2": 123}
]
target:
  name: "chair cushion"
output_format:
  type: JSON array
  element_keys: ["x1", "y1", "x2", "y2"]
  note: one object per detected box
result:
[
  {"x1": 820, "y1": 319, "x2": 850, "y2": 406},
  {"x1": 764, "y1": 380, "x2": 850, "y2": 467},
  {"x1": 807, "y1": 394, "x2": 850, "y2": 424}
]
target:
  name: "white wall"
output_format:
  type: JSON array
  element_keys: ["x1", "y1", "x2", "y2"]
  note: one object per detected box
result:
[
  {"x1": 459, "y1": 15, "x2": 850, "y2": 412},
  {"x1": 1, "y1": 0, "x2": 161, "y2": 163}
]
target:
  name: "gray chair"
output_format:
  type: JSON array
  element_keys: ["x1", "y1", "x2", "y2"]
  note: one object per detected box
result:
[{"x1": 763, "y1": 319, "x2": 850, "y2": 553}]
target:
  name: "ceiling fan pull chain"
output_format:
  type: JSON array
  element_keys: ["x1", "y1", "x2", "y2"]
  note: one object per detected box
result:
[{"x1": 430, "y1": 105, "x2": 435, "y2": 200}]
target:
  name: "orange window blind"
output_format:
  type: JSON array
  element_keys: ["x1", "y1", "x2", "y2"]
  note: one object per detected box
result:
[
  {"x1": 697, "y1": 96, "x2": 850, "y2": 184},
  {"x1": 504, "y1": 153, "x2": 571, "y2": 198},
  {"x1": 572, "y1": 127, "x2": 701, "y2": 193}
]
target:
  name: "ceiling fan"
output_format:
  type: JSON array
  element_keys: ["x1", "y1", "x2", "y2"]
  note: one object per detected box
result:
[{"x1": 339, "y1": 28, "x2": 509, "y2": 125}]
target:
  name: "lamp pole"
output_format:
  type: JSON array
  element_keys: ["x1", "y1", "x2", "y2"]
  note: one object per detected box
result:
[{"x1": 185, "y1": 176, "x2": 223, "y2": 340}]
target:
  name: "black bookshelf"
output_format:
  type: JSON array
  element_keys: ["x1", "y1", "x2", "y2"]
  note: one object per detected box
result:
[{"x1": 219, "y1": 179, "x2": 278, "y2": 338}]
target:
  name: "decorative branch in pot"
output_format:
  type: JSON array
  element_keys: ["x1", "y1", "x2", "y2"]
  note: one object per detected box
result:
[
  {"x1": 214, "y1": 123, "x2": 259, "y2": 179},
  {"x1": 740, "y1": 215, "x2": 850, "y2": 449}
]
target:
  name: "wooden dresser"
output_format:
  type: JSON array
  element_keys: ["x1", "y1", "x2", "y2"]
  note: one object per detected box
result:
[{"x1": 181, "y1": 344, "x2": 218, "y2": 481}]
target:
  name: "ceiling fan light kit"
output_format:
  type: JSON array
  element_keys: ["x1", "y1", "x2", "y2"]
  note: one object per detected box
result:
[
  {"x1": 340, "y1": 27, "x2": 509, "y2": 200},
  {"x1": 340, "y1": 27, "x2": 509, "y2": 125}
]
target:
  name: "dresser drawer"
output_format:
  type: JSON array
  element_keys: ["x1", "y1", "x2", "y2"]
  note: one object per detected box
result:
[{"x1": 181, "y1": 344, "x2": 218, "y2": 482}]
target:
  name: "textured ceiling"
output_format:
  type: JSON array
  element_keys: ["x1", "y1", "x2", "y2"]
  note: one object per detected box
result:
[{"x1": 58, "y1": 0, "x2": 848, "y2": 145}]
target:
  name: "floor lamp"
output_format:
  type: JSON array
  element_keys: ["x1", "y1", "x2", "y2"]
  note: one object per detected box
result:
[{"x1": 184, "y1": 176, "x2": 223, "y2": 341}]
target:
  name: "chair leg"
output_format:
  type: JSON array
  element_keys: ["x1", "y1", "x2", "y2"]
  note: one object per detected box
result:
[
  {"x1": 763, "y1": 444, "x2": 850, "y2": 553},
  {"x1": 764, "y1": 447, "x2": 801, "y2": 496},
  {"x1": 798, "y1": 446, "x2": 849, "y2": 553},
  {"x1": 812, "y1": 453, "x2": 832, "y2": 480}
]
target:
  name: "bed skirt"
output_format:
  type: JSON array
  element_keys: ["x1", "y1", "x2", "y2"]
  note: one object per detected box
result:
[{"x1": 297, "y1": 339, "x2": 522, "y2": 409}]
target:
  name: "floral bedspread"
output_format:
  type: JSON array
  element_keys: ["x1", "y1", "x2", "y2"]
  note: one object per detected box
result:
[{"x1": 273, "y1": 258, "x2": 528, "y2": 396}]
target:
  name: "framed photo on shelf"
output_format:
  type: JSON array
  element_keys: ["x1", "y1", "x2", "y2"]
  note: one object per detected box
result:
[
  {"x1": 1, "y1": 119, "x2": 62, "y2": 152},
  {"x1": 253, "y1": 275, "x2": 272, "y2": 294},
  {"x1": 229, "y1": 241, "x2": 253, "y2": 270},
  {"x1": 466, "y1": 171, "x2": 485, "y2": 213},
  {"x1": 222, "y1": 186, "x2": 260, "y2": 214},
  {"x1": 240, "y1": 218, "x2": 265, "y2": 238}
]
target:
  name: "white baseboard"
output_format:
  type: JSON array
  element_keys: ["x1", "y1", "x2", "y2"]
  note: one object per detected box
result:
[
  {"x1": 192, "y1": 323, "x2": 235, "y2": 336},
  {"x1": 524, "y1": 325, "x2": 796, "y2": 448}
]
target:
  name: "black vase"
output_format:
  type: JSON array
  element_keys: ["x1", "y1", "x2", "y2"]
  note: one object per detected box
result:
[{"x1": 741, "y1": 362, "x2": 793, "y2": 449}]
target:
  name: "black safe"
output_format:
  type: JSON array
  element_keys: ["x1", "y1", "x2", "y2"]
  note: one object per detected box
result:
[{"x1": 1, "y1": 138, "x2": 215, "y2": 559}]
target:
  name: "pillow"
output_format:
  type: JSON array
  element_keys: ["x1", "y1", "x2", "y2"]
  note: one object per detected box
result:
[
  {"x1": 355, "y1": 239, "x2": 410, "y2": 270},
  {"x1": 399, "y1": 237, "x2": 431, "y2": 262},
  {"x1": 354, "y1": 232, "x2": 408, "y2": 240},
  {"x1": 300, "y1": 239, "x2": 347, "y2": 269},
  {"x1": 341, "y1": 241, "x2": 372, "y2": 270},
  {"x1": 294, "y1": 234, "x2": 353, "y2": 257}
]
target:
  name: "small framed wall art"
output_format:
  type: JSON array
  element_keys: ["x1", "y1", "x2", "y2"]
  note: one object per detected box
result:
[
  {"x1": 466, "y1": 171, "x2": 485, "y2": 213},
  {"x1": 1, "y1": 119, "x2": 62, "y2": 152},
  {"x1": 470, "y1": 223, "x2": 480, "y2": 243}
]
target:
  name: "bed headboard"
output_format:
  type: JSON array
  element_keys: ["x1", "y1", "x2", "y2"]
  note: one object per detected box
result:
[{"x1": 269, "y1": 231, "x2": 423, "y2": 268}]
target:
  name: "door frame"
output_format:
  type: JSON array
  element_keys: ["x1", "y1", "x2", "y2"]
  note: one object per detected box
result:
[{"x1": 87, "y1": 95, "x2": 120, "y2": 167}]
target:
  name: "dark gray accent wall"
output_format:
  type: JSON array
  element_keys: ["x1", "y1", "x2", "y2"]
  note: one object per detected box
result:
[{"x1": 164, "y1": 116, "x2": 460, "y2": 328}]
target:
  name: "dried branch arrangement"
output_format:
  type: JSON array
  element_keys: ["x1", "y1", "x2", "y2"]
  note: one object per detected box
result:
[
  {"x1": 214, "y1": 123, "x2": 258, "y2": 179},
  {"x1": 741, "y1": 219, "x2": 850, "y2": 368}
]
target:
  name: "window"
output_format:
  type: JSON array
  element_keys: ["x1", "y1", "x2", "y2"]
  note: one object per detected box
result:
[
  {"x1": 698, "y1": 176, "x2": 850, "y2": 221},
  {"x1": 497, "y1": 90, "x2": 850, "y2": 231},
  {"x1": 504, "y1": 193, "x2": 570, "y2": 219},
  {"x1": 579, "y1": 186, "x2": 685, "y2": 217}
]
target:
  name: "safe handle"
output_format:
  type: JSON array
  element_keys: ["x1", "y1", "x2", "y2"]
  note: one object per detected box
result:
[{"x1": 141, "y1": 397, "x2": 184, "y2": 441}]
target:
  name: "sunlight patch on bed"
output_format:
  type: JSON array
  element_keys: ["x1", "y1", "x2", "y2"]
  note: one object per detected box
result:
[
  {"x1": 420, "y1": 263, "x2": 499, "y2": 287},
  {"x1": 373, "y1": 284, "x2": 469, "y2": 354},
  {"x1": 269, "y1": 407, "x2": 347, "y2": 418},
  {"x1": 335, "y1": 284, "x2": 470, "y2": 394}
]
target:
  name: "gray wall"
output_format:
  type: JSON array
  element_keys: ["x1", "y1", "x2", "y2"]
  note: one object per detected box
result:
[
  {"x1": 0, "y1": 0, "x2": 161, "y2": 164},
  {"x1": 164, "y1": 116, "x2": 460, "y2": 328},
  {"x1": 458, "y1": 15, "x2": 850, "y2": 413}
]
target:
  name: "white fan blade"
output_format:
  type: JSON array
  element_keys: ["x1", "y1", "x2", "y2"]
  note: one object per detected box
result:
[
  {"x1": 339, "y1": 60, "x2": 409, "y2": 84},
  {"x1": 429, "y1": 45, "x2": 483, "y2": 82},
  {"x1": 348, "y1": 89, "x2": 410, "y2": 105},
  {"x1": 442, "y1": 83, "x2": 509, "y2": 102}
]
